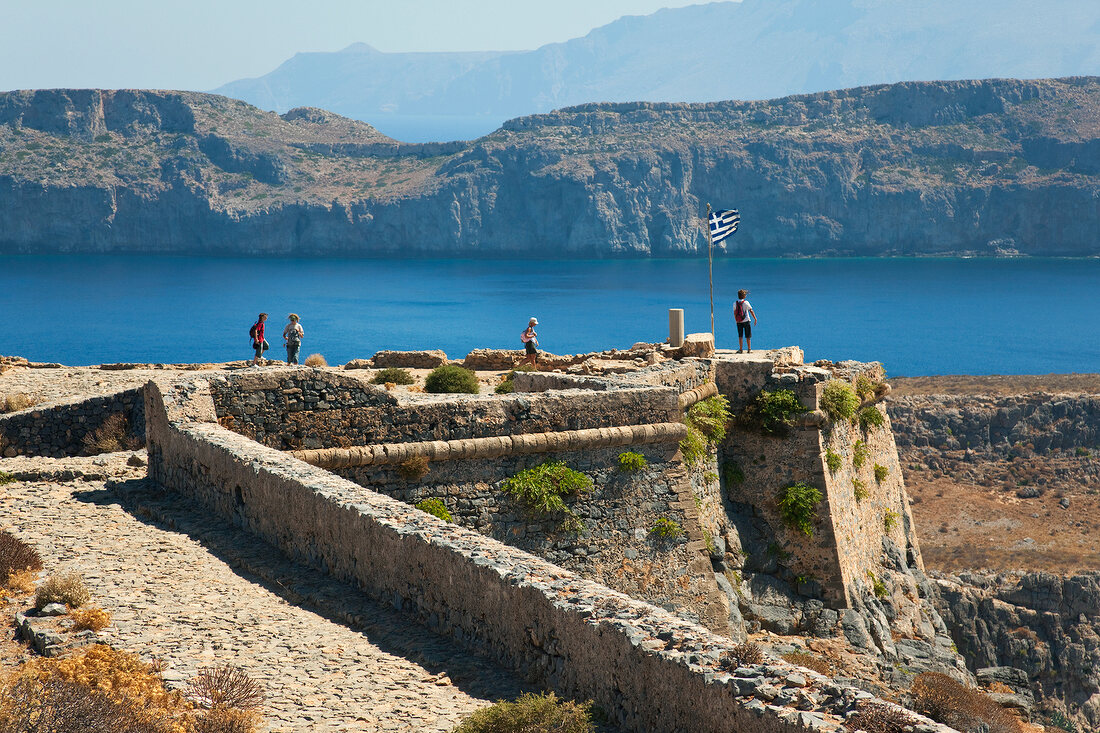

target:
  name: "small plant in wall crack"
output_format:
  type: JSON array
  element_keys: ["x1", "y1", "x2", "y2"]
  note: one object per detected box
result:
[
  {"x1": 852, "y1": 477, "x2": 869, "y2": 502},
  {"x1": 867, "y1": 570, "x2": 889, "y2": 599},
  {"x1": 777, "y1": 482, "x2": 823, "y2": 537},
  {"x1": 852, "y1": 440, "x2": 869, "y2": 470},
  {"x1": 883, "y1": 509, "x2": 900, "y2": 532},
  {"x1": 398, "y1": 455, "x2": 430, "y2": 481},
  {"x1": 687, "y1": 395, "x2": 732, "y2": 442},
  {"x1": 858, "y1": 405, "x2": 885, "y2": 433},
  {"x1": 617, "y1": 451, "x2": 648, "y2": 472},
  {"x1": 723, "y1": 461, "x2": 744, "y2": 486},
  {"x1": 738, "y1": 389, "x2": 809, "y2": 437},
  {"x1": 415, "y1": 498, "x2": 453, "y2": 523},
  {"x1": 503, "y1": 461, "x2": 591, "y2": 533},
  {"x1": 874, "y1": 463, "x2": 889, "y2": 483},
  {"x1": 820, "y1": 380, "x2": 859, "y2": 421},
  {"x1": 825, "y1": 448, "x2": 842, "y2": 473},
  {"x1": 650, "y1": 517, "x2": 683, "y2": 539}
]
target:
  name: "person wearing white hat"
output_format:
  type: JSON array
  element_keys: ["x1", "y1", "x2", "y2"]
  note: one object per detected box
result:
[{"x1": 520, "y1": 317, "x2": 540, "y2": 368}]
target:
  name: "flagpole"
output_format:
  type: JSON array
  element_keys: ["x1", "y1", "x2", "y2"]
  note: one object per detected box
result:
[{"x1": 706, "y1": 203, "x2": 715, "y2": 340}]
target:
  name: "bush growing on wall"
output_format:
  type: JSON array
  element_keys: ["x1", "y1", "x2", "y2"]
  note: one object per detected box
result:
[
  {"x1": 873, "y1": 463, "x2": 889, "y2": 483},
  {"x1": 852, "y1": 478, "x2": 869, "y2": 502},
  {"x1": 397, "y1": 455, "x2": 430, "y2": 481},
  {"x1": 723, "y1": 461, "x2": 744, "y2": 486},
  {"x1": 415, "y1": 498, "x2": 453, "y2": 523},
  {"x1": 820, "y1": 381, "x2": 859, "y2": 421},
  {"x1": 650, "y1": 517, "x2": 683, "y2": 539},
  {"x1": 617, "y1": 451, "x2": 647, "y2": 471},
  {"x1": 425, "y1": 365, "x2": 479, "y2": 394},
  {"x1": 825, "y1": 448, "x2": 842, "y2": 473},
  {"x1": 738, "y1": 389, "x2": 809, "y2": 436},
  {"x1": 494, "y1": 365, "x2": 533, "y2": 394},
  {"x1": 858, "y1": 405, "x2": 885, "y2": 432},
  {"x1": 777, "y1": 482, "x2": 823, "y2": 536},
  {"x1": 852, "y1": 440, "x2": 869, "y2": 470},
  {"x1": 687, "y1": 395, "x2": 731, "y2": 442},
  {"x1": 678, "y1": 426, "x2": 708, "y2": 466},
  {"x1": 502, "y1": 461, "x2": 592, "y2": 517}
]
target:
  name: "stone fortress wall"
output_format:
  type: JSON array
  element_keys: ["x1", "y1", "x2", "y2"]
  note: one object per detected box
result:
[
  {"x1": 0, "y1": 387, "x2": 144, "y2": 457},
  {"x1": 136, "y1": 345, "x2": 963, "y2": 732}
]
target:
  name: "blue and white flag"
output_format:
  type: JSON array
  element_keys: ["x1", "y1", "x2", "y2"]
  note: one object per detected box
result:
[{"x1": 708, "y1": 209, "x2": 740, "y2": 244}]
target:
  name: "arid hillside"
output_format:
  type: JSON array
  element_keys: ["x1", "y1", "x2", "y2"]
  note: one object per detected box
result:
[{"x1": 1, "y1": 77, "x2": 1098, "y2": 256}]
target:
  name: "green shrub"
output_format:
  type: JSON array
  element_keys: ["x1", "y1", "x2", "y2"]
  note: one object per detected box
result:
[
  {"x1": 452, "y1": 692, "x2": 594, "y2": 733},
  {"x1": 820, "y1": 381, "x2": 859, "y2": 421},
  {"x1": 502, "y1": 461, "x2": 592, "y2": 516},
  {"x1": 703, "y1": 471, "x2": 719, "y2": 484},
  {"x1": 777, "y1": 482, "x2": 823, "y2": 536},
  {"x1": 873, "y1": 463, "x2": 889, "y2": 483},
  {"x1": 825, "y1": 448, "x2": 841, "y2": 473},
  {"x1": 858, "y1": 405, "x2": 885, "y2": 432},
  {"x1": 650, "y1": 517, "x2": 683, "y2": 539},
  {"x1": 883, "y1": 509, "x2": 900, "y2": 532},
  {"x1": 687, "y1": 395, "x2": 731, "y2": 443},
  {"x1": 867, "y1": 571, "x2": 888, "y2": 599},
  {"x1": 739, "y1": 389, "x2": 809, "y2": 436},
  {"x1": 855, "y1": 374, "x2": 876, "y2": 399},
  {"x1": 415, "y1": 498, "x2": 453, "y2": 523},
  {"x1": 852, "y1": 477, "x2": 869, "y2": 502},
  {"x1": 723, "y1": 461, "x2": 745, "y2": 486},
  {"x1": 371, "y1": 367, "x2": 415, "y2": 385},
  {"x1": 678, "y1": 425, "x2": 709, "y2": 466},
  {"x1": 1075, "y1": 447, "x2": 1090, "y2": 457},
  {"x1": 617, "y1": 451, "x2": 648, "y2": 472},
  {"x1": 852, "y1": 440, "x2": 869, "y2": 469},
  {"x1": 425, "y1": 364, "x2": 479, "y2": 394},
  {"x1": 0, "y1": 471, "x2": 15, "y2": 486}
]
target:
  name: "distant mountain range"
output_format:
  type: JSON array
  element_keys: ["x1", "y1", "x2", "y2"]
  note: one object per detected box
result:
[
  {"x1": 214, "y1": 0, "x2": 1100, "y2": 142},
  {"x1": 2, "y1": 78, "x2": 1098, "y2": 258}
]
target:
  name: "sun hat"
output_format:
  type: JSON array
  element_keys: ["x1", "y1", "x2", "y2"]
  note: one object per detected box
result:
[{"x1": 529, "y1": 317, "x2": 538, "y2": 324}]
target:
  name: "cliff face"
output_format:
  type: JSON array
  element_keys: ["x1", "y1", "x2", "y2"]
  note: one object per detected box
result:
[{"x1": 1, "y1": 78, "x2": 1098, "y2": 257}]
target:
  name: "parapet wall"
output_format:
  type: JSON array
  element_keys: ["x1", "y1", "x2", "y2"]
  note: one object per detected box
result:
[
  {"x1": 0, "y1": 388, "x2": 144, "y2": 457},
  {"x1": 143, "y1": 373, "x2": 952, "y2": 733}
]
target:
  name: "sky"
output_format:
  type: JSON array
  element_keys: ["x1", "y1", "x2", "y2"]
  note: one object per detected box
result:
[{"x1": 1, "y1": 0, "x2": 712, "y2": 92}]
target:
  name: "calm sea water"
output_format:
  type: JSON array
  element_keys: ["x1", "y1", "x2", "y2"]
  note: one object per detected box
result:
[{"x1": 2, "y1": 255, "x2": 1098, "y2": 376}]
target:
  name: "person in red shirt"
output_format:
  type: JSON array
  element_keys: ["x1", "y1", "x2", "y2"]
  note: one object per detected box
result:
[{"x1": 251, "y1": 313, "x2": 268, "y2": 366}]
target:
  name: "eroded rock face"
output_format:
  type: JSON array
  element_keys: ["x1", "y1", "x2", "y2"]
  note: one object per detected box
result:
[
  {"x1": 933, "y1": 571, "x2": 1100, "y2": 729},
  {"x1": 1, "y1": 78, "x2": 1098, "y2": 256}
]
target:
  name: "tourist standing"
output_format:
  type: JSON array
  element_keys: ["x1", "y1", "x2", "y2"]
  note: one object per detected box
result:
[
  {"x1": 250, "y1": 313, "x2": 268, "y2": 366},
  {"x1": 283, "y1": 313, "x2": 304, "y2": 365},
  {"x1": 521, "y1": 317, "x2": 539, "y2": 368},
  {"x1": 733, "y1": 290, "x2": 757, "y2": 353}
]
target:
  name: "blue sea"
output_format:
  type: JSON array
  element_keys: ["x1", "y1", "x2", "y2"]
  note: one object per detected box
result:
[{"x1": 2, "y1": 255, "x2": 1098, "y2": 376}]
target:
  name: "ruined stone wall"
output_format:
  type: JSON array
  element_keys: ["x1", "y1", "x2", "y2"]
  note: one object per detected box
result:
[
  {"x1": 0, "y1": 388, "x2": 144, "y2": 457},
  {"x1": 335, "y1": 443, "x2": 730, "y2": 634},
  {"x1": 143, "y1": 375, "x2": 953, "y2": 733},
  {"x1": 210, "y1": 368, "x2": 678, "y2": 451}
]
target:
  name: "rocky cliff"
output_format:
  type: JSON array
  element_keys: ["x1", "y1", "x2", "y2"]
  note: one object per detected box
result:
[{"x1": 1, "y1": 77, "x2": 1098, "y2": 256}]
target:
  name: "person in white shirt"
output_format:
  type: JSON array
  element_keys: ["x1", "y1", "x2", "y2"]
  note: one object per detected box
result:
[
  {"x1": 283, "y1": 313, "x2": 304, "y2": 365},
  {"x1": 733, "y1": 289, "x2": 757, "y2": 353}
]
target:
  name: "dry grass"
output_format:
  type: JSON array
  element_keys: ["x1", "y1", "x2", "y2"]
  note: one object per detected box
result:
[
  {"x1": 719, "y1": 642, "x2": 764, "y2": 670},
  {"x1": 782, "y1": 651, "x2": 834, "y2": 676},
  {"x1": 71, "y1": 607, "x2": 113, "y2": 632},
  {"x1": 911, "y1": 672, "x2": 1023, "y2": 733},
  {"x1": 82, "y1": 412, "x2": 143, "y2": 455},
  {"x1": 0, "y1": 645, "x2": 192, "y2": 733},
  {"x1": 187, "y1": 665, "x2": 265, "y2": 712},
  {"x1": 192, "y1": 706, "x2": 262, "y2": 733},
  {"x1": 1, "y1": 392, "x2": 36, "y2": 413},
  {"x1": 844, "y1": 701, "x2": 918, "y2": 733},
  {"x1": 0, "y1": 530, "x2": 43, "y2": 580},
  {"x1": 5, "y1": 569, "x2": 36, "y2": 595},
  {"x1": 303, "y1": 353, "x2": 327, "y2": 367},
  {"x1": 398, "y1": 455, "x2": 430, "y2": 481},
  {"x1": 35, "y1": 570, "x2": 91, "y2": 610}
]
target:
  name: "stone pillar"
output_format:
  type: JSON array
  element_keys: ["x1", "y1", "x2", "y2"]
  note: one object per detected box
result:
[{"x1": 669, "y1": 309, "x2": 685, "y2": 348}]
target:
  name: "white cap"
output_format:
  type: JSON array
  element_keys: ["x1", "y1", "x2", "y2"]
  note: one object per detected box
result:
[{"x1": 529, "y1": 317, "x2": 538, "y2": 325}]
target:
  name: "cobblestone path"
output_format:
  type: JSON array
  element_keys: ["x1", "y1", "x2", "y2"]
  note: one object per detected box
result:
[{"x1": 0, "y1": 454, "x2": 529, "y2": 732}]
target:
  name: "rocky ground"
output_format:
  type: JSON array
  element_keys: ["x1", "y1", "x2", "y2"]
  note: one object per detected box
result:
[
  {"x1": 891, "y1": 375, "x2": 1100, "y2": 575},
  {"x1": 0, "y1": 451, "x2": 530, "y2": 732}
]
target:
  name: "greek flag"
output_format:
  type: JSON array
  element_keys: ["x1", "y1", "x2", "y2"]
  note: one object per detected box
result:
[{"x1": 708, "y1": 209, "x2": 740, "y2": 244}]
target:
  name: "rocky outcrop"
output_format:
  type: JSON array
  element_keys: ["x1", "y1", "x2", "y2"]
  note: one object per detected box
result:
[
  {"x1": 888, "y1": 393, "x2": 1100, "y2": 457},
  {"x1": 933, "y1": 571, "x2": 1100, "y2": 729},
  {"x1": 0, "y1": 78, "x2": 1098, "y2": 257}
]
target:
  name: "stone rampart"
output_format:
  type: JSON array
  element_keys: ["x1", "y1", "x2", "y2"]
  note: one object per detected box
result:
[
  {"x1": 143, "y1": 375, "x2": 953, "y2": 733},
  {"x1": 0, "y1": 388, "x2": 144, "y2": 457}
]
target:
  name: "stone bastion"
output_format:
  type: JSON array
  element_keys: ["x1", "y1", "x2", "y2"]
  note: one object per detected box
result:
[{"x1": 128, "y1": 346, "x2": 961, "y2": 732}]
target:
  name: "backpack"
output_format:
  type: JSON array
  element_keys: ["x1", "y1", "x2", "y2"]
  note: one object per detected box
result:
[
  {"x1": 249, "y1": 323, "x2": 258, "y2": 341},
  {"x1": 734, "y1": 300, "x2": 746, "y2": 322}
]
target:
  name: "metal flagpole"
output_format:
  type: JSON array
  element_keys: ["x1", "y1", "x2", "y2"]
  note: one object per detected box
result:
[{"x1": 706, "y1": 203, "x2": 715, "y2": 339}]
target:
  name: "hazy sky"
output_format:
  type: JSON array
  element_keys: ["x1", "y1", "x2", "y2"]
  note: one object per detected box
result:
[{"x1": 1, "y1": 0, "x2": 713, "y2": 92}]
